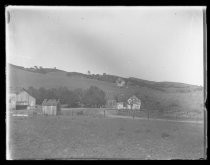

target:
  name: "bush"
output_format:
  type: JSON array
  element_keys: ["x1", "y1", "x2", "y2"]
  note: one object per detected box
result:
[{"x1": 27, "y1": 86, "x2": 107, "y2": 108}]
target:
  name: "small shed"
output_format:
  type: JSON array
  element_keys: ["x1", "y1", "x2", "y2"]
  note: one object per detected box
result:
[
  {"x1": 117, "y1": 102, "x2": 124, "y2": 109},
  {"x1": 42, "y1": 99, "x2": 61, "y2": 115}
]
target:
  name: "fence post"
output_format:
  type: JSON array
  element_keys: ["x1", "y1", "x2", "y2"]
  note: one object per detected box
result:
[{"x1": 133, "y1": 110, "x2": 135, "y2": 119}]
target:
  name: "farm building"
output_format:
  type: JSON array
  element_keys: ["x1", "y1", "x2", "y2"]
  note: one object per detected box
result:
[
  {"x1": 117, "y1": 102, "x2": 124, "y2": 109},
  {"x1": 9, "y1": 93, "x2": 16, "y2": 109},
  {"x1": 9, "y1": 87, "x2": 36, "y2": 110},
  {"x1": 116, "y1": 95, "x2": 141, "y2": 110},
  {"x1": 127, "y1": 95, "x2": 141, "y2": 110},
  {"x1": 116, "y1": 78, "x2": 126, "y2": 88},
  {"x1": 42, "y1": 99, "x2": 61, "y2": 115}
]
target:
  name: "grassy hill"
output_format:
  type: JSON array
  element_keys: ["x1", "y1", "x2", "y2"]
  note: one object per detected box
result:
[{"x1": 8, "y1": 64, "x2": 204, "y2": 115}]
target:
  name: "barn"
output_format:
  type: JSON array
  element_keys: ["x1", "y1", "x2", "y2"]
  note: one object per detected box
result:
[
  {"x1": 9, "y1": 88, "x2": 36, "y2": 110},
  {"x1": 9, "y1": 93, "x2": 16, "y2": 110},
  {"x1": 42, "y1": 99, "x2": 61, "y2": 115}
]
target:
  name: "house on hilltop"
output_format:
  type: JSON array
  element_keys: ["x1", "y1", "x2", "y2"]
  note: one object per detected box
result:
[
  {"x1": 116, "y1": 78, "x2": 125, "y2": 88},
  {"x1": 42, "y1": 99, "x2": 61, "y2": 115},
  {"x1": 9, "y1": 87, "x2": 36, "y2": 110}
]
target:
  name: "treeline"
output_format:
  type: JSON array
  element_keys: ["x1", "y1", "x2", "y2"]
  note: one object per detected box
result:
[
  {"x1": 12, "y1": 64, "x2": 60, "y2": 74},
  {"x1": 27, "y1": 86, "x2": 106, "y2": 108},
  {"x1": 26, "y1": 66, "x2": 59, "y2": 74},
  {"x1": 67, "y1": 72, "x2": 124, "y2": 84}
]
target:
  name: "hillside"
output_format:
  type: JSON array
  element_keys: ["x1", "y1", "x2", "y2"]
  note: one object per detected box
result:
[{"x1": 8, "y1": 64, "x2": 204, "y2": 114}]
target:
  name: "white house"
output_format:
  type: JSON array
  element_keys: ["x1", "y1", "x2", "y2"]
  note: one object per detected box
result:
[
  {"x1": 127, "y1": 95, "x2": 141, "y2": 110},
  {"x1": 117, "y1": 102, "x2": 124, "y2": 109}
]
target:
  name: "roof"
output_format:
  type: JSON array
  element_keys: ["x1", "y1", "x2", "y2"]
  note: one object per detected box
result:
[
  {"x1": 42, "y1": 99, "x2": 60, "y2": 106},
  {"x1": 129, "y1": 95, "x2": 140, "y2": 100},
  {"x1": 9, "y1": 87, "x2": 25, "y2": 94},
  {"x1": 127, "y1": 95, "x2": 141, "y2": 104}
]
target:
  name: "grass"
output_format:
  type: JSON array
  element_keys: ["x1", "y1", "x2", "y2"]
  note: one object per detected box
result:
[
  {"x1": 116, "y1": 109, "x2": 204, "y2": 121},
  {"x1": 8, "y1": 109, "x2": 205, "y2": 160}
]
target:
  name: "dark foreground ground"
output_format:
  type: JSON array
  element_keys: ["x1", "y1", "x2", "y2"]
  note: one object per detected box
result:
[{"x1": 9, "y1": 112, "x2": 205, "y2": 160}]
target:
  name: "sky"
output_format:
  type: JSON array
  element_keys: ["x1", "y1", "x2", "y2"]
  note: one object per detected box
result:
[{"x1": 6, "y1": 6, "x2": 205, "y2": 86}]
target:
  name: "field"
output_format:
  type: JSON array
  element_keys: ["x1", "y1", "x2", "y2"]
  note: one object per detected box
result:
[{"x1": 8, "y1": 109, "x2": 205, "y2": 160}]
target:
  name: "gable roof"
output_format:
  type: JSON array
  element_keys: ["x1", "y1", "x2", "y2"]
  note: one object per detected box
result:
[
  {"x1": 9, "y1": 87, "x2": 28, "y2": 95},
  {"x1": 129, "y1": 95, "x2": 140, "y2": 101},
  {"x1": 42, "y1": 99, "x2": 60, "y2": 106},
  {"x1": 127, "y1": 95, "x2": 141, "y2": 104}
]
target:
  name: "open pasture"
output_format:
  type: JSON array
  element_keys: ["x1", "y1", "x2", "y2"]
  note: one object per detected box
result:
[{"x1": 9, "y1": 109, "x2": 205, "y2": 159}]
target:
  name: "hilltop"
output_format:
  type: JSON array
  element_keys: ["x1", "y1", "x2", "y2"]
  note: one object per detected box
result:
[{"x1": 8, "y1": 63, "x2": 204, "y2": 113}]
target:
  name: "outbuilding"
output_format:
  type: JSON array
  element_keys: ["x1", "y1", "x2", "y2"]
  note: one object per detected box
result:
[
  {"x1": 9, "y1": 87, "x2": 36, "y2": 110},
  {"x1": 42, "y1": 99, "x2": 61, "y2": 115},
  {"x1": 115, "y1": 95, "x2": 141, "y2": 110},
  {"x1": 117, "y1": 102, "x2": 124, "y2": 109}
]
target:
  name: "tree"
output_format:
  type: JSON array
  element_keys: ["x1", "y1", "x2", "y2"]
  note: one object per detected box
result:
[
  {"x1": 27, "y1": 86, "x2": 38, "y2": 101},
  {"x1": 114, "y1": 93, "x2": 126, "y2": 102},
  {"x1": 38, "y1": 87, "x2": 47, "y2": 104},
  {"x1": 46, "y1": 88, "x2": 57, "y2": 99},
  {"x1": 73, "y1": 88, "x2": 84, "y2": 106},
  {"x1": 26, "y1": 86, "x2": 106, "y2": 108},
  {"x1": 83, "y1": 86, "x2": 106, "y2": 107}
]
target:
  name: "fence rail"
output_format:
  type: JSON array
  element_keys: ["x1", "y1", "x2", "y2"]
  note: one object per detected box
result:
[
  {"x1": 60, "y1": 108, "x2": 204, "y2": 121},
  {"x1": 9, "y1": 107, "x2": 204, "y2": 121}
]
